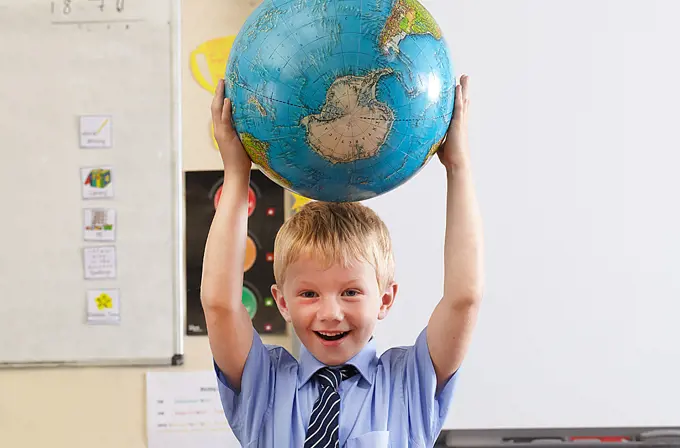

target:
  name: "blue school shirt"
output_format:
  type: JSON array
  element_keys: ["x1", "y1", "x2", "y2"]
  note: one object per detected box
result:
[{"x1": 214, "y1": 327, "x2": 457, "y2": 447}]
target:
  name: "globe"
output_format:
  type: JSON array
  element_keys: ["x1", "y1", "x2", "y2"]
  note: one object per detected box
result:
[{"x1": 225, "y1": 0, "x2": 455, "y2": 202}]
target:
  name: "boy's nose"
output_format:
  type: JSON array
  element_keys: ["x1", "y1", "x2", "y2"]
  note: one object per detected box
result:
[{"x1": 317, "y1": 297, "x2": 344, "y2": 321}]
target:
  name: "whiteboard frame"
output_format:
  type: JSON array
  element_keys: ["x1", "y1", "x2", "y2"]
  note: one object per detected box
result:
[
  {"x1": 0, "y1": 0, "x2": 184, "y2": 369},
  {"x1": 170, "y1": 0, "x2": 185, "y2": 367}
]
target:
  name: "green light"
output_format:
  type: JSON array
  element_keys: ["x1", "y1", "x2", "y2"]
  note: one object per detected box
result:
[{"x1": 241, "y1": 287, "x2": 258, "y2": 319}]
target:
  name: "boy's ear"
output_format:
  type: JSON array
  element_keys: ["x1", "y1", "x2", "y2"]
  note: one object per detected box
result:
[
  {"x1": 271, "y1": 284, "x2": 292, "y2": 323},
  {"x1": 377, "y1": 282, "x2": 398, "y2": 320}
]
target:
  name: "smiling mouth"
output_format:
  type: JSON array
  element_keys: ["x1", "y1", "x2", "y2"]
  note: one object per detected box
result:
[{"x1": 314, "y1": 331, "x2": 349, "y2": 341}]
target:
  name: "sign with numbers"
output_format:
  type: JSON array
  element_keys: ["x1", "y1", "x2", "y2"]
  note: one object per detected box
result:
[{"x1": 51, "y1": 0, "x2": 142, "y2": 24}]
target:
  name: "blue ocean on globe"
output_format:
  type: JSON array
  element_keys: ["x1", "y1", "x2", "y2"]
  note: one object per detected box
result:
[{"x1": 225, "y1": 0, "x2": 455, "y2": 202}]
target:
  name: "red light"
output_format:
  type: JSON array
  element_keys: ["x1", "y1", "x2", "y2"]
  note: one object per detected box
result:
[
  {"x1": 213, "y1": 185, "x2": 223, "y2": 210},
  {"x1": 264, "y1": 324, "x2": 273, "y2": 332},
  {"x1": 248, "y1": 187, "x2": 256, "y2": 217}
]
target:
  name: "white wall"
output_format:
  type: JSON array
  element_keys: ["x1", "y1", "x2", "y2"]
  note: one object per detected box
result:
[{"x1": 371, "y1": 0, "x2": 680, "y2": 431}]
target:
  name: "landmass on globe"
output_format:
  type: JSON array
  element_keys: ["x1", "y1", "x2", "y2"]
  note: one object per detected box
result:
[
  {"x1": 248, "y1": 95, "x2": 268, "y2": 116},
  {"x1": 300, "y1": 68, "x2": 395, "y2": 164},
  {"x1": 239, "y1": 132, "x2": 291, "y2": 188},
  {"x1": 378, "y1": 0, "x2": 442, "y2": 55},
  {"x1": 426, "y1": 136, "x2": 446, "y2": 161}
]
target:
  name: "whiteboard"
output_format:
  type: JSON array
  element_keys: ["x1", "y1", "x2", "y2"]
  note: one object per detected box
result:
[
  {"x1": 367, "y1": 0, "x2": 680, "y2": 431},
  {"x1": 0, "y1": 0, "x2": 183, "y2": 366}
]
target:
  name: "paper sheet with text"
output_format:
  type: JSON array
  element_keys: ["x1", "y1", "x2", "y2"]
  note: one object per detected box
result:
[{"x1": 146, "y1": 370, "x2": 241, "y2": 448}]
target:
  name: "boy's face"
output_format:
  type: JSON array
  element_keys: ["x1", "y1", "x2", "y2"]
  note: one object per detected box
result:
[{"x1": 271, "y1": 254, "x2": 397, "y2": 366}]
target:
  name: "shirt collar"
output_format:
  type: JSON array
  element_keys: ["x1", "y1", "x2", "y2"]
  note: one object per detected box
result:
[{"x1": 298, "y1": 338, "x2": 377, "y2": 389}]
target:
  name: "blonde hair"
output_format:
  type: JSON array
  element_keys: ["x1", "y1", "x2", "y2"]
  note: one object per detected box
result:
[{"x1": 273, "y1": 201, "x2": 394, "y2": 290}]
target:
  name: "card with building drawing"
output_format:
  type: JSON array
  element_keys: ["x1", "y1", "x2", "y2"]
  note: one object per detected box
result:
[{"x1": 83, "y1": 208, "x2": 116, "y2": 241}]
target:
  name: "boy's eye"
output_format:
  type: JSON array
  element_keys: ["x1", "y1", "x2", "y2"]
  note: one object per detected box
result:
[
  {"x1": 300, "y1": 291, "x2": 318, "y2": 298},
  {"x1": 343, "y1": 289, "x2": 360, "y2": 297}
]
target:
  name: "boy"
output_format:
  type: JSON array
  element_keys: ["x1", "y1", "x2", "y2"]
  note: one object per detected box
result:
[{"x1": 202, "y1": 75, "x2": 483, "y2": 447}]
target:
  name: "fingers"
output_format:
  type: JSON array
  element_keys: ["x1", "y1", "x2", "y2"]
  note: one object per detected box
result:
[
  {"x1": 453, "y1": 83, "x2": 462, "y2": 122},
  {"x1": 211, "y1": 78, "x2": 226, "y2": 124},
  {"x1": 222, "y1": 97, "x2": 233, "y2": 131},
  {"x1": 212, "y1": 79, "x2": 236, "y2": 137},
  {"x1": 452, "y1": 74, "x2": 470, "y2": 126},
  {"x1": 461, "y1": 75, "x2": 469, "y2": 127},
  {"x1": 460, "y1": 74, "x2": 469, "y2": 104}
]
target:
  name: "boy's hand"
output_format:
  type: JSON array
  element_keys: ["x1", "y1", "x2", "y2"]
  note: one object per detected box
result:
[
  {"x1": 211, "y1": 79, "x2": 252, "y2": 175},
  {"x1": 437, "y1": 74, "x2": 470, "y2": 171}
]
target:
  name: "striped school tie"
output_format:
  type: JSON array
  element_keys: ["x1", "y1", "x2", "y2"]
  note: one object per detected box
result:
[{"x1": 304, "y1": 365, "x2": 358, "y2": 448}]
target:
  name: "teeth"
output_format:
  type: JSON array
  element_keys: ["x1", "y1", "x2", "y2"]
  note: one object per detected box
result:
[{"x1": 318, "y1": 331, "x2": 344, "y2": 336}]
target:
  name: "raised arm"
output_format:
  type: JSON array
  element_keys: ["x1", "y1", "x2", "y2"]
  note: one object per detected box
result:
[
  {"x1": 427, "y1": 75, "x2": 485, "y2": 389},
  {"x1": 201, "y1": 79, "x2": 254, "y2": 390}
]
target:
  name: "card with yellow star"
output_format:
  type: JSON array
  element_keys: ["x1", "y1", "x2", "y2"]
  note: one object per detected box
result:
[{"x1": 86, "y1": 289, "x2": 120, "y2": 325}]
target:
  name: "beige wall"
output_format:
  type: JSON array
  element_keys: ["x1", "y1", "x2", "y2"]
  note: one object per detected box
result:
[
  {"x1": 0, "y1": 1, "x2": 293, "y2": 447},
  {"x1": 183, "y1": 0, "x2": 263, "y2": 171}
]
